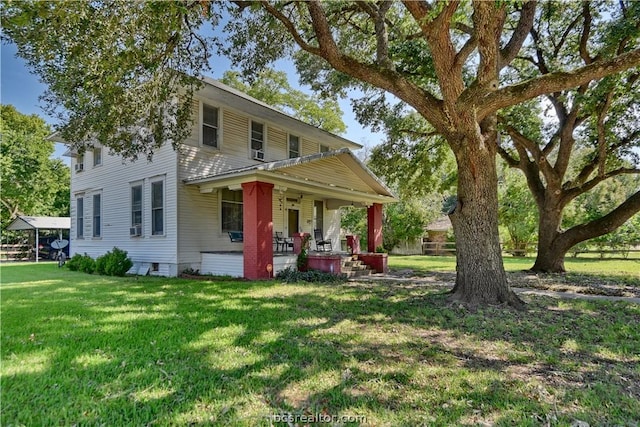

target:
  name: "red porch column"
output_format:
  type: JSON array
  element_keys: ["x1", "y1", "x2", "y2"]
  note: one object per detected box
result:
[
  {"x1": 367, "y1": 203, "x2": 383, "y2": 253},
  {"x1": 242, "y1": 181, "x2": 274, "y2": 279}
]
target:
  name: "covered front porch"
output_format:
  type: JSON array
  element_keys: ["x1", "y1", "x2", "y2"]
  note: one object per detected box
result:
[{"x1": 185, "y1": 149, "x2": 396, "y2": 279}]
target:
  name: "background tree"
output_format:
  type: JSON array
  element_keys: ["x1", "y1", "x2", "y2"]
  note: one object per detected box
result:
[
  {"x1": 498, "y1": 167, "x2": 538, "y2": 257},
  {"x1": 221, "y1": 68, "x2": 346, "y2": 134},
  {"x1": 0, "y1": 104, "x2": 70, "y2": 234},
  {"x1": 1, "y1": 1, "x2": 213, "y2": 160},
  {"x1": 498, "y1": 1, "x2": 640, "y2": 272},
  {"x1": 563, "y1": 173, "x2": 640, "y2": 257},
  {"x1": 4, "y1": 1, "x2": 640, "y2": 307},
  {"x1": 341, "y1": 195, "x2": 442, "y2": 253}
]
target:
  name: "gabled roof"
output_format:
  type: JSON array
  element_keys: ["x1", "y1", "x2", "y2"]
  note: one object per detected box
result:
[
  {"x1": 6, "y1": 216, "x2": 71, "y2": 231},
  {"x1": 426, "y1": 216, "x2": 452, "y2": 232},
  {"x1": 184, "y1": 148, "x2": 397, "y2": 206}
]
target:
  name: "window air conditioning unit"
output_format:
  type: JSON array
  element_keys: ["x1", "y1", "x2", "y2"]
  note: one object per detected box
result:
[
  {"x1": 75, "y1": 163, "x2": 84, "y2": 172},
  {"x1": 252, "y1": 149, "x2": 265, "y2": 161},
  {"x1": 129, "y1": 225, "x2": 142, "y2": 236}
]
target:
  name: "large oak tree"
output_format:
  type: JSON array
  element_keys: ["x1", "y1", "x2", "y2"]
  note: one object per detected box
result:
[
  {"x1": 498, "y1": 1, "x2": 640, "y2": 272},
  {"x1": 3, "y1": 1, "x2": 639, "y2": 307}
]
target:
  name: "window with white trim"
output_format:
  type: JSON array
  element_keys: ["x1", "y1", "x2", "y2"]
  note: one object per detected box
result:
[
  {"x1": 131, "y1": 184, "x2": 143, "y2": 229},
  {"x1": 221, "y1": 189, "x2": 243, "y2": 232},
  {"x1": 93, "y1": 147, "x2": 102, "y2": 166},
  {"x1": 251, "y1": 121, "x2": 264, "y2": 157},
  {"x1": 76, "y1": 153, "x2": 85, "y2": 172},
  {"x1": 202, "y1": 104, "x2": 219, "y2": 148},
  {"x1": 151, "y1": 180, "x2": 164, "y2": 236},
  {"x1": 93, "y1": 193, "x2": 101, "y2": 238},
  {"x1": 289, "y1": 134, "x2": 300, "y2": 158},
  {"x1": 77, "y1": 197, "x2": 84, "y2": 239}
]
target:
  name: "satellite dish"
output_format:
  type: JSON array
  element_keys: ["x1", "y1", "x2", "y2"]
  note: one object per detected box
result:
[{"x1": 51, "y1": 239, "x2": 69, "y2": 250}]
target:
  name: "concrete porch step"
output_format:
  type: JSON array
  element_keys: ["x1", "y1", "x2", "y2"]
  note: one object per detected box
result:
[{"x1": 341, "y1": 255, "x2": 374, "y2": 277}]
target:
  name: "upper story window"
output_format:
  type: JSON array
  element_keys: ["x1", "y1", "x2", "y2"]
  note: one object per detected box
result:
[
  {"x1": 320, "y1": 144, "x2": 330, "y2": 153},
  {"x1": 93, "y1": 147, "x2": 102, "y2": 166},
  {"x1": 92, "y1": 193, "x2": 101, "y2": 238},
  {"x1": 76, "y1": 197, "x2": 84, "y2": 239},
  {"x1": 202, "y1": 104, "x2": 219, "y2": 148},
  {"x1": 76, "y1": 153, "x2": 85, "y2": 172},
  {"x1": 251, "y1": 121, "x2": 264, "y2": 160},
  {"x1": 151, "y1": 179, "x2": 164, "y2": 236},
  {"x1": 289, "y1": 135, "x2": 300, "y2": 159}
]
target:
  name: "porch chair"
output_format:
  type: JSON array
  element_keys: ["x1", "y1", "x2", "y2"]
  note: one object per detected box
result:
[
  {"x1": 274, "y1": 231, "x2": 293, "y2": 252},
  {"x1": 314, "y1": 229, "x2": 333, "y2": 252},
  {"x1": 228, "y1": 231, "x2": 243, "y2": 242}
]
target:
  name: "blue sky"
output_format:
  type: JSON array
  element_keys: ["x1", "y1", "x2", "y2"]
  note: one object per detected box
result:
[{"x1": 1, "y1": 41, "x2": 383, "y2": 160}]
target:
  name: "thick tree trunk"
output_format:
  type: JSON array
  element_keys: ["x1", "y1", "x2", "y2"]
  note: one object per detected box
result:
[
  {"x1": 531, "y1": 201, "x2": 567, "y2": 273},
  {"x1": 448, "y1": 137, "x2": 524, "y2": 309},
  {"x1": 532, "y1": 190, "x2": 640, "y2": 273}
]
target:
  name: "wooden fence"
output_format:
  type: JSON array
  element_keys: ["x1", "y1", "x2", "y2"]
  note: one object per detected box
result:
[
  {"x1": 0, "y1": 244, "x2": 33, "y2": 261},
  {"x1": 422, "y1": 240, "x2": 640, "y2": 259}
]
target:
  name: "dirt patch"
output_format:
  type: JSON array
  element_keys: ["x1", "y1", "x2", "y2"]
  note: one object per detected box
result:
[{"x1": 386, "y1": 269, "x2": 640, "y2": 298}]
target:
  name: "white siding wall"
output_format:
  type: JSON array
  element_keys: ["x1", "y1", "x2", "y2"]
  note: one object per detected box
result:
[
  {"x1": 70, "y1": 144, "x2": 179, "y2": 275},
  {"x1": 201, "y1": 253, "x2": 243, "y2": 277}
]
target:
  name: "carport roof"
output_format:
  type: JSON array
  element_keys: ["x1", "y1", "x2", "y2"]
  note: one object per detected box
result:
[{"x1": 6, "y1": 216, "x2": 71, "y2": 231}]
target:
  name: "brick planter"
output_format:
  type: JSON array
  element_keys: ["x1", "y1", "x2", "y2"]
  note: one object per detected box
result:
[
  {"x1": 358, "y1": 253, "x2": 388, "y2": 273},
  {"x1": 307, "y1": 254, "x2": 343, "y2": 275}
]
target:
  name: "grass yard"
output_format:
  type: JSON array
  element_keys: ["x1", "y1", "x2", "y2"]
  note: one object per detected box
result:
[
  {"x1": 1, "y1": 262, "x2": 639, "y2": 426},
  {"x1": 389, "y1": 254, "x2": 640, "y2": 277}
]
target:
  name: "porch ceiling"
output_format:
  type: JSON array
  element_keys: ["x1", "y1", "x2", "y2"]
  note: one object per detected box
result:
[{"x1": 184, "y1": 148, "x2": 398, "y2": 206}]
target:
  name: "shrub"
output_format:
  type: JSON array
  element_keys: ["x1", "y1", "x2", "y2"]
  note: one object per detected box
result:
[
  {"x1": 66, "y1": 253, "x2": 84, "y2": 271},
  {"x1": 75, "y1": 253, "x2": 96, "y2": 274},
  {"x1": 276, "y1": 266, "x2": 347, "y2": 284},
  {"x1": 95, "y1": 254, "x2": 108, "y2": 275},
  {"x1": 95, "y1": 247, "x2": 133, "y2": 276}
]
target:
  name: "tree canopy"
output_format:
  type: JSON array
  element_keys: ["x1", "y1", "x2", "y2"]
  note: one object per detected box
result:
[
  {"x1": 497, "y1": 1, "x2": 640, "y2": 272},
  {"x1": 220, "y1": 68, "x2": 346, "y2": 134},
  {"x1": 0, "y1": 104, "x2": 70, "y2": 232}
]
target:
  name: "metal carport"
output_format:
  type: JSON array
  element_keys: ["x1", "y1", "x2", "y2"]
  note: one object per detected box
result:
[{"x1": 6, "y1": 216, "x2": 71, "y2": 262}]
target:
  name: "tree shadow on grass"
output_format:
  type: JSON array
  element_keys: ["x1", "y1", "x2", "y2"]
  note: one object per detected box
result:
[{"x1": 1, "y1": 264, "x2": 639, "y2": 426}]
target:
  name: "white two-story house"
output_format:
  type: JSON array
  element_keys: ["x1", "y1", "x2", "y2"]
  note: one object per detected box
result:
[{"x1": 58, "y1": 77, "x2": 396, "y2": 278}]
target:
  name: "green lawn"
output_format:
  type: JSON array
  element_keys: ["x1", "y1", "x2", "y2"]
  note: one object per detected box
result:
[
  {"x1": 389, "y1": 254, "x2": 640, "y2": 277},
  {"x1": 1, "y1": 262, "x2": 639, "y2": 426}
]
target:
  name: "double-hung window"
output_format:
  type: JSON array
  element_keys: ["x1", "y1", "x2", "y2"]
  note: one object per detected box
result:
[
  {"x1": 251, "y1": 121, "x2": 264, "y2": 159},
  {"x1": 131, "y1": 184, "x2": 143, "y2": 230},
  {"x1": 289, "y1": 135, "x2": 300, "y2": 159},
  {"x1": 202, "y1": 104, "x2": 219, "y2": 148},
  {"x1": 221, "y1": 188, "x2": 243, "y2": 232},
  {"x1": 93, "y1": 194, "x2": 101, "y2": 238},
  {"x1": 93, "y1": 147, "x2": 102, "y2": 166},
  {"x1": 151, "y1": 180, "x2": 164, "y2": 236},
  {"x1": 77, "y1": 197, "x2": 84, "y2": 239}
]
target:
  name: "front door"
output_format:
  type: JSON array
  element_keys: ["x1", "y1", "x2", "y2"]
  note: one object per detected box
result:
[{"x1": 287, "y1": 209, "x2": 299, "y2": 237}]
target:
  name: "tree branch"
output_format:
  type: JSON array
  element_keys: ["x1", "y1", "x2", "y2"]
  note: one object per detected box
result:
[
  {"x1": 499, "y1": 0, "x2": 537, "y2": 70},
  {"x1": 374, "y1": 1, "x2": 394, "y2": 69},
  {"x1": 557, "y1": 190, "x2": 640, "y2": 251},
  {"x1": 258, "y1": 0, "x2": 321, "y2": 55},
  {"x1": 563, "y1": 167, "x2": 640, "y2": 205},
  {"x1": 579, "y1": 1, "x2": 593, "y2": 64},
  {"x1": 479, "y1": 48, "x2": 640, "y2": 118}
]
